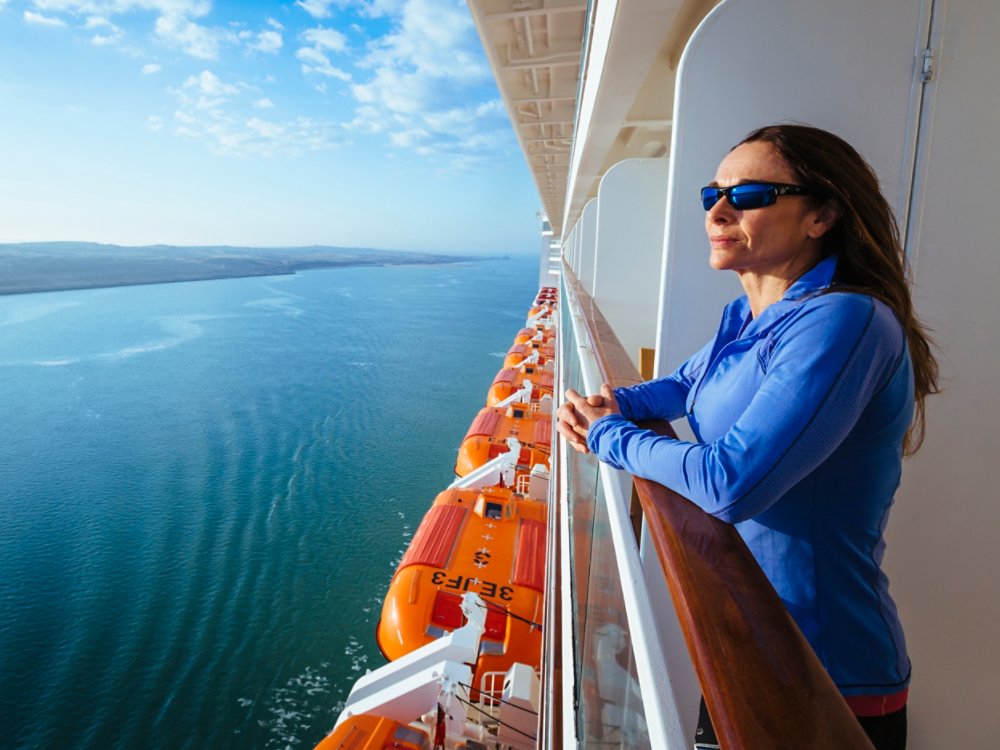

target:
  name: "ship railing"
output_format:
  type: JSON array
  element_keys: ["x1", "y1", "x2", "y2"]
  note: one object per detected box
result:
[
  {"x1": 515, "y1": 473, "x2": 531, "y2": 497},
  {"x1": 479, "y1": 671, "x2": 505, "y2": 711},
  {"x1": 546, "y1": 264, "x2": 873, "y2": 748}
]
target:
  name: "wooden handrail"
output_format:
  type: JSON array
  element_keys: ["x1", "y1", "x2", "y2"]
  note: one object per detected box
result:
[{"x1": 562, "y1": 266, "x2": 874, "y2": 749}]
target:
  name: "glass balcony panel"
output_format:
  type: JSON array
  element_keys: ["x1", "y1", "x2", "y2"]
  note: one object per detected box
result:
[
  {"x1": 576, "y1": 476, "x2": 651, "y2": 748},
  {"x1": 560, "y1": 285, "x2": 651, "y2": 748},
  {"x1": 560, "y1": 300, "x2": 582, "y2": 398},
  {"x1": 566, "y1": 445, "x2": 599, "y2": 742}
]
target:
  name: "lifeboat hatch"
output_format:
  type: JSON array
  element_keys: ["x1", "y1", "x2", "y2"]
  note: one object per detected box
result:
[
  {"x1": 475, "y1": 495, "x2": 508, "y2": 519},
  {"x1": 390, "y1": 724, "x2": 429, "y2": 749}
]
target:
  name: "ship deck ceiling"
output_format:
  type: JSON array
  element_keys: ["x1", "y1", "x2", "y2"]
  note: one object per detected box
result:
[
  {"x1": 468, "y1": 0, "x2": 720, "y2": 238},
  {"x1": 468, "y1": 0, "x2": 587, "y2": 235}
]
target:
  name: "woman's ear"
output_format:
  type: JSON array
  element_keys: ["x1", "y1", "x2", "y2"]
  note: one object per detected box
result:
[{"x1": 808, "y1": 199, "x2": 842, "y2": 239}]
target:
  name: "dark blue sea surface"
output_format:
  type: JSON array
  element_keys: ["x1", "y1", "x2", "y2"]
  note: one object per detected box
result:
[{"x1": 0, "y1": 257, "x2": 539, "y2": 750}]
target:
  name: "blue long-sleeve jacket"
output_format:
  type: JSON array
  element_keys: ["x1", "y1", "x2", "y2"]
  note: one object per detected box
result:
[{"x1": 587, "y1": 256, "x2": 912, "y2": 696}]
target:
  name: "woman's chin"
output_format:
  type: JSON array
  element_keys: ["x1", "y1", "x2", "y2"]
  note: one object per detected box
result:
[{"x1": 708, "y1": 251, "x2": 735, "y2": 271}]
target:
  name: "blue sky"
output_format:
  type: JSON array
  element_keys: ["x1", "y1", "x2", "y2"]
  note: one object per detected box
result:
[{"x1": 0, "y1": 0, "x2": 542, "y2": 254}]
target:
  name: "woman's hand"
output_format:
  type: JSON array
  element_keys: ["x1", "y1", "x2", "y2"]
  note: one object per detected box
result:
[{"x1": 556, "y1": 383, "x2": 620, "y2": 454}]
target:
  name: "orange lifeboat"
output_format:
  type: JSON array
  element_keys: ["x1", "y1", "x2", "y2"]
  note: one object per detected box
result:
[
  {"x1": 454, "y1": 406, "x2": 551, "y2": 478},
  {"x1": 502, "y1": 342, "x2": 554, "y2": 369},
  {"x1": 514, "y1": 319, "x2": 555, "y2": 341},
  {"x1": 314, "y1": 714, "x2": 428, "y2": 750},
  {"x1": 375, "y1": 485, "x2": 547, "y2": 681},
  {"x1": 513, "y1": 326, "x2": 538, "y2": 345},
  {"x1": 486, "y1": 367, "x2": 554, "y2": 407},
  {"x1": 526, "y1": 304, "x2": 554, "y2": 321}
]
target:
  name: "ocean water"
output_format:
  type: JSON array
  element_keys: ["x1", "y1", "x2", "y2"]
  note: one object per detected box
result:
[{"x1": 0, "y1": 256, "x2": 539, "y2": 750}]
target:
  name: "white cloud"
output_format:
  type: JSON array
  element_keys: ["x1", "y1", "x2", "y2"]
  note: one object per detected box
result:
[
  {"x1": 389, "y1": 128, "x2": 428, "y2": 148},
  {"x1": 295, "y1": 26, "x2": 349, "y2": 80},
  {"x1": 32, "y1": 1, "x2": 212, "y2": 18},
  {"x1": 171, "y1": 108, "x2": 343, "y2": 157},
  {"x1": 24, "y1": 10, "x2": 66, "y2": 26},
  {"x1": 361, "y1": 0, "x2": 403, "y2": 17},
  {"x1": 295, "y1": 0, "x2": 334, "y2": 19},
  {"x1": 170, "y1": 69, "x2": 241, "y2": 113},
  {"x1": 303, "y1": 26, "x2": 346, "y2": 52},
  {"x1": 167, "y1": 68, "x2": 342, "y2": 157},
  {"x1": 247, "y1": 29, "x2": 282, "y2": 54},
  {"x1": 147, "y1": 115, "x2": 163, "y2": 131},
  {"x1": 346, "y1": 104, "x2": 386, "y2": 134},
  {"x1": 422, "y1": 99, "x2": 503, "y2": 131},
  {"x1": 296, "y1": 47, "x2": 350, "y2": 80},
  {"x1": 350, "y1": 83, "x2": 375, "y2": 105},
  {"x1": 24, "y1": 1, "x2": 235, "y2": 60},
  {"x1": 20, "y1": 0, "x2": 505, "y2": 167},
  {"x1": 155, "y1": 14, "x2": 234, "y2": 60},
  {"x1": 295, "y1": 0, "x2": 400, "y2": 19},
  {"x1": 367, "y1": 0, "x2": 487, "y2": 81},
  {"x1": 79, "y1": 14, "x2": 124, "y2": 44},
  {"x1": 184, "y1": 69, "x2": 239, "y2": 97},
  {"x1": 342, "y1": 0, "x2": 511, "y2": 167},
  {"x1": 246, "y1": 117, "x2": 284, "y2": 139}
]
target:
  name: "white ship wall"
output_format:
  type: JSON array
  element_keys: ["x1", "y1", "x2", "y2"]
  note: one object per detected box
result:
[
  {"x1": 592, "y1": 158, "x2": 670, "y2": 371},
  {"x1": 893, "y1": 0, "x2": 1000, "y2": 745},
  {"x1": 657, "y1": 0, "x2": 999, "y2": 746}
]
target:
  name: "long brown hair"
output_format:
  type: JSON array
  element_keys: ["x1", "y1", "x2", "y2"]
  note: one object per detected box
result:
[{"x1": 738, "y1": 123, "x2": 939, "y2": 454}]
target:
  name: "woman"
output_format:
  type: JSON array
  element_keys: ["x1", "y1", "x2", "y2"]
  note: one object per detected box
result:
[{"x1": 557, "y1": 124, "x2": 938, "y2": 750}]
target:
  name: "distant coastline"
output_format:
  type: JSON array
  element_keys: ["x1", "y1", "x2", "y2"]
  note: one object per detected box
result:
[{"x1": 0, "y1": 242, "x2": 492, "y2": 297}]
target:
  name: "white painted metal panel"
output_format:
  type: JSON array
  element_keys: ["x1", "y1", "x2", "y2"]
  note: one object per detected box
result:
[
  {"x1": 593, "y1": 158, "x2": 670, "y2": 370},
  {"x1": 656, "y1": 0, "x2": 928, "y2": 377},
  {"x1": 574, "y1": 227, "x2": 583, "y2": 275},
  {"x1": 577, "y1": 199, "x2": 598, "y2": 294},
  {"x1": 565, "y1": 223, "x2": 577, "y2": 274},
  {"x1": 563, "y1": 0, "x2": 683, "y2": 232},
  {"x1": 889, "y1": 1, "x2": 1000, "y2": 747},
  {"x1": 564, "y1": 0, "x2": 619, "y2": 233}
]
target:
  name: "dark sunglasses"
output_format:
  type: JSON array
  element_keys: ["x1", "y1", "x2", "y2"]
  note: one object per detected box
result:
[{"x1": 700, "y1": 182, "x2": 811, "y2": 211}]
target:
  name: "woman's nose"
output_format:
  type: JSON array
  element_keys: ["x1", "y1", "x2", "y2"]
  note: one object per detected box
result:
[{"x1": 706, "y1": 196, "x2": 734, "y2": 223}]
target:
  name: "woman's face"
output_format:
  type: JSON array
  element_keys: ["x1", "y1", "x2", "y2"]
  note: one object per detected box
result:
[{"x1": 705, "y1": 141, "x2": 834, "y2": 280}]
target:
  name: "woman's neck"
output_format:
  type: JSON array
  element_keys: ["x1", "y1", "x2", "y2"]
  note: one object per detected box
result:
[
  {"x1": 739, "y1": 253, "x2": 822, "y2": 318},
  {"x1": 742, "y1": 276, "x2": 794, "y2": 318}
]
